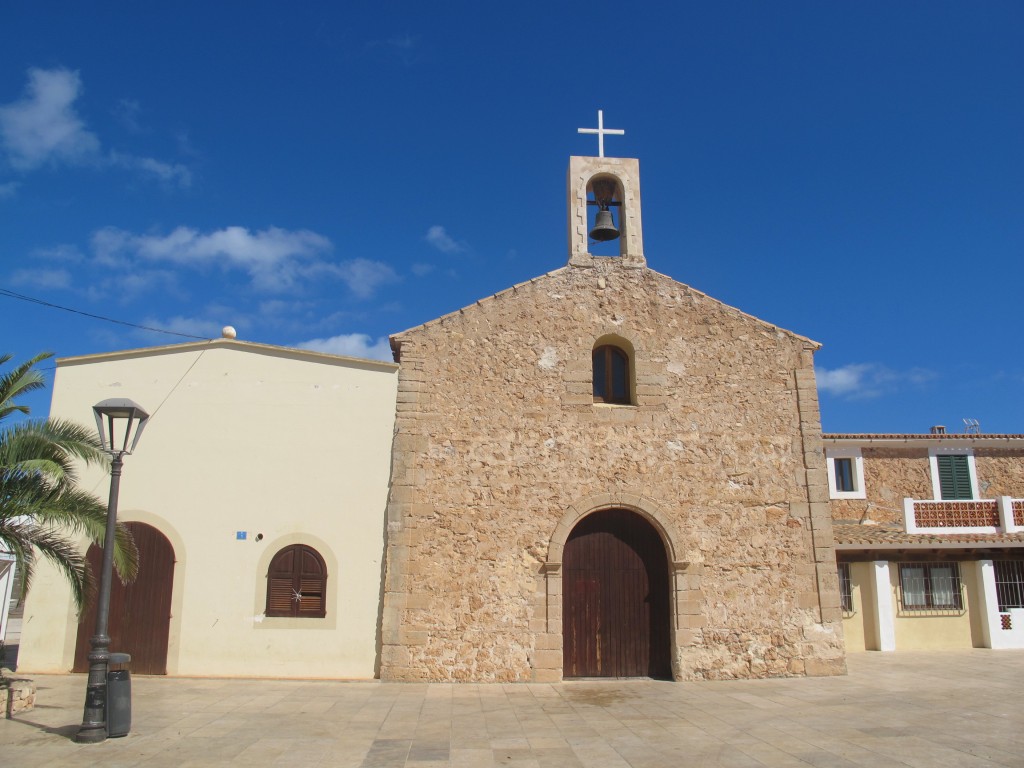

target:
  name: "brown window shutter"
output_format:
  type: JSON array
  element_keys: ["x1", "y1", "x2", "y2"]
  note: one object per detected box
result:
[
  {"x1": 268, "y1": 578, "x2": 294, "y2": 614},
  {"x1": 265, "y1": 544, "x2": 328, "y2": 618}
]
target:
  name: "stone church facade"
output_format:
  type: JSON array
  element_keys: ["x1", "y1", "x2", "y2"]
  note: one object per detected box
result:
[{"x1": 380, "y1": 156, "x2": 846, "y2": 682}]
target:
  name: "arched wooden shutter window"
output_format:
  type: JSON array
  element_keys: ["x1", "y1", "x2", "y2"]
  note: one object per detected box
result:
[
  {"x1": 593, "y1": 345, "x2": 630, "y2": 404},
  {"x1": 265, "y1": 544, "x2": 328, "y2": 618}
]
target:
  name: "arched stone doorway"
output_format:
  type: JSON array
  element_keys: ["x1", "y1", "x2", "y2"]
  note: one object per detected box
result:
[
  {"x1": 74, "y1": 522, "x2": 175, "y2": 675},
  {"x1": 562, "y1": 508, "x2": 671, "y2": 678}
]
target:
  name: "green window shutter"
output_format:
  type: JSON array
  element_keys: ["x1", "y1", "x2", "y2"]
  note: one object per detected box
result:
[{"x1": 937, "y1": 455, "x2": 973, "y2": 500}]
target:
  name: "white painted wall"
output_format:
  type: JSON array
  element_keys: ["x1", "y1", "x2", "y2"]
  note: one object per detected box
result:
[
  {"x1": 977, "y1": 560, "x2": 1024, "y2": 649},
  {"x1": 18, "y1": 340, "x2": 397, "y2": 679},
  {"x1": 870, "y1": 561, "x2": 896, "y2": 651}
]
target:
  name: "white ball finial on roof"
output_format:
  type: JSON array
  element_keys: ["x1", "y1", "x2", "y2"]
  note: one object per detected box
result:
[{"x1": 222, "y1": 326, "x2": 237, "y2": 339}]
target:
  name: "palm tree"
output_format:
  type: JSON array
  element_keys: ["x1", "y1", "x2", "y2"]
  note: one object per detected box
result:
[{"x1": 0, "y1": 352, "x2": 138, "y2": 614}]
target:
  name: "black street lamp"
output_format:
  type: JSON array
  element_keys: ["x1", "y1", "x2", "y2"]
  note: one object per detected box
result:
[{"x1": 76, "y1": 398, "x2": 149, "y2": 744}]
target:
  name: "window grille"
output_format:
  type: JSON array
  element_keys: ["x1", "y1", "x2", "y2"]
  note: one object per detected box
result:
[
  {"x1": 898, "y1": 562, "x2": 963, "y2": 613},
  {"x1": 838, "y1": 563, "x2": 854, "y2": 616},
  {"x1": 995, "y1": 561, "x2": 1024, "y2": 612}
]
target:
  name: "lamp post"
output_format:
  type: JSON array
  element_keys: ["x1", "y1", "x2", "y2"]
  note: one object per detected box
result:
[{"x1": 76, "y1": 399, "x2": 149, "y2": 744}]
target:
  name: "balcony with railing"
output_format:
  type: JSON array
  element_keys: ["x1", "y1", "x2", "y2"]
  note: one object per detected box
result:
[{"x1": 904, "y1": 496, "x2": 1024, "y2": 534}]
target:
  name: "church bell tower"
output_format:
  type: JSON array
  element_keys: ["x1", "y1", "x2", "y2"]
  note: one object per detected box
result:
[{"x1": 568, "y1": 111, "x2": 646, "y2": 268}]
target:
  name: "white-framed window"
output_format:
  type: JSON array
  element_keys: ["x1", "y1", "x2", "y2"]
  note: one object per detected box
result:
[
  {"x1": 928, "y1": 448, "x2": 978, "y2": 500},
  {"x1": 826, "y1": 448, "x2": 865, "y2": 499}
]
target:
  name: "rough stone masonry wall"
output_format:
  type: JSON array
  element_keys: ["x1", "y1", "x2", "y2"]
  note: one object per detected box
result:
[
  {"x1": 831, "y1": 448, "x2": 932, "y2": 525},
  {"x1": 975, "y1": 450, "x2": 1024, "y2": 498},
  {"x1": 381, "y1": 260, "x2": 845, "y2": 682}
]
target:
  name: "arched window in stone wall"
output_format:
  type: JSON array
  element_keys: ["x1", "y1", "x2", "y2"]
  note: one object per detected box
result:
[
  {"x1": 265, "y1": 544, "x2": 328, "y2": 618},
  {"x1": 593, "y1": 344, "x2": 631, "y2": 404}
]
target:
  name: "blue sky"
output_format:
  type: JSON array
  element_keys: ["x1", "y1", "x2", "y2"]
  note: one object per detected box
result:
[{"x1": 1, "y1": 2, "x2": 1021, "y2": 433}]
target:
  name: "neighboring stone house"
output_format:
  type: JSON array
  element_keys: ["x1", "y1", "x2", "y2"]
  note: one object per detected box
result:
[{"x1": 826, "y1": 432, "x2": 1024, "y2": 651}]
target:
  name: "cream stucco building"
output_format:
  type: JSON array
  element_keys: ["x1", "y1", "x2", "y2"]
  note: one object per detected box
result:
[{"x1": 18, "y1": 340, "x2": 397, "y2": 678}]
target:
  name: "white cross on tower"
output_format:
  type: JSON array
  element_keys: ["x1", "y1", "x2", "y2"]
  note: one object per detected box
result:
[{"x1": 577, "y1": 110, "x2": 625, "y2": 158}]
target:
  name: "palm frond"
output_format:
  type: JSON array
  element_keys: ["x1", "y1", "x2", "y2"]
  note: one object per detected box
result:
[
  {"x1": 0, "y1": 519, "x2": 93, "y2": 613},
  {"x1": 0, "y1": 418, "x2": 108, "y2": 487},
  {"x1": 0, "y1": 352, "x2": 53, "y2": 420},
  {"x1": 1, "y1": 470, "x2": 139, "y2": 584},
  {"x1": 0, "y1": 352, "x2": 134, "y2": 613}
]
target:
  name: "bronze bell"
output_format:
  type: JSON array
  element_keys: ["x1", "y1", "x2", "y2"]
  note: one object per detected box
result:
[{"x1": 589, "y1": 208, "x2": 620, "y2": 241}]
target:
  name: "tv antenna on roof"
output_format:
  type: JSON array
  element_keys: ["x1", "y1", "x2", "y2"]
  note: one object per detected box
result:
[{"x1": 963, "y1": 418, "x2": 980, "y2": 434}]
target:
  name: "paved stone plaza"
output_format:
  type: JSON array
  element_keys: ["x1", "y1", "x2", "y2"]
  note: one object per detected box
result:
[{"x1": 2, "y1": 651, "x2": 1023, "y2": 767}]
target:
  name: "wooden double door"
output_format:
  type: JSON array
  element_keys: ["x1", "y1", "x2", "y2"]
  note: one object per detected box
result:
[
  {"x1": 563, "y1": 509, "x2": 671, "y2": 679},
  {"x1": 73, "y1": 522, "x2": 175, "y2": 675}
]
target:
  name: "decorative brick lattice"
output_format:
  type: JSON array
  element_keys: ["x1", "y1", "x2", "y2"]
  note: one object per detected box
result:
[
  {"x1": 1014, "y1": 500, "x2": 1024, "y2": 526},
  {"x1": 1001, "y1": 613, "x2": 1012, "y2": 631},
  {"x1": 914, "y1": 501, "x2": 999, "y2": 528}
]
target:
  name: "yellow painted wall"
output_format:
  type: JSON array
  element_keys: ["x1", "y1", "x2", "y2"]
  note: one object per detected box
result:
[
  {"x1": 840, "y1": 562, "x2": 870, "y2": 651},
  {"x1": 18, "y1": 340, "x2": 397, "y2": 679},
  {"x1": 890, "y1": 562, "x2": 974, "y2": 650},
  {"x1": 962, "y1": 563, "x2": 989, "y2": 648}
]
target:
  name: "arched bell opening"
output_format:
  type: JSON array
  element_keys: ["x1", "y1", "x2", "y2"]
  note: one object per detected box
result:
[{"x1": 586, "y1": 174, "x2": 626, "y2": 257}]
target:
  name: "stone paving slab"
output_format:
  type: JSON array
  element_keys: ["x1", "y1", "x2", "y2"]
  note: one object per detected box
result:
[{"x1": 2, "y1": 651, "x2": 1023, "y2": 766}]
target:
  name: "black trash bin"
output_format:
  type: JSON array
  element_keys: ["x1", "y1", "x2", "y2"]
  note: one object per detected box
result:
[{"x1": 106, "y1": 652, "x2": 132, "y2": 738}]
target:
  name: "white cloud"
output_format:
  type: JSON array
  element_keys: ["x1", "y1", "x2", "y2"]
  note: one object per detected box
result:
[
  {"x1": 425, "y1": 225, "x2": 467, "y2": 254},
  {"x1": 296, "y1": 333, "x2": 393, "y2": 361},
  {"x1": 411, "y1": 262, "x2": 435, "y2": 277},
  {"x1": 116, "y1": 269, "x2": 180, "y2": 300},
  {"x1": 92, "y1": 225, "x2": 333, "y2": 291},
  {"x1": 0, "y1": 68, "x2": 190, "y2": 187},
  {"x1": 0, "y1": 181, "x2": 18, "y2": 198},
  {"x1": 330, "y1": 258, "x2": 398, "y2": 298},
  {"x1": 817, "y1": 364, "x2": 872, "y2": 396},
  {"x1": 110, "y1": 151, "x2": 192, "y2": 188},
  {"x1": 113, "y1": 98, "x2": 142, "y2": 132},
  {"x1": 817, "y1": 363, "x2": 936, "y2": 400},
  {"x1": 90, "y1": 227, "x2": 133, "y2": 267},
  {"x1": 10, "y1": 267, "x2": 73, "y2": 289},
  {"x1": 0, "y1": 68, "x2": 100, "y2": 170},
  {"x1": 34, "y1": 243, "x2": 84, "y2": 262},
  {"x1": 89, "y1": 225, "x2": 397, "y2": 298},
  {"x1": 81, "y1": 268, "x2": 182, "y2": 303}
]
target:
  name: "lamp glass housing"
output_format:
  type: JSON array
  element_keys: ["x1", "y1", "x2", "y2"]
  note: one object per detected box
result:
[{"x1": 93, "y1": 398, "x2": 150, "y2": 455}]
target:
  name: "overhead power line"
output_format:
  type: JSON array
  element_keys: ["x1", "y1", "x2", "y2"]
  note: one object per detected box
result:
[{"x1": 0, "y1": 287, "x2": 211, "y2": 340}]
